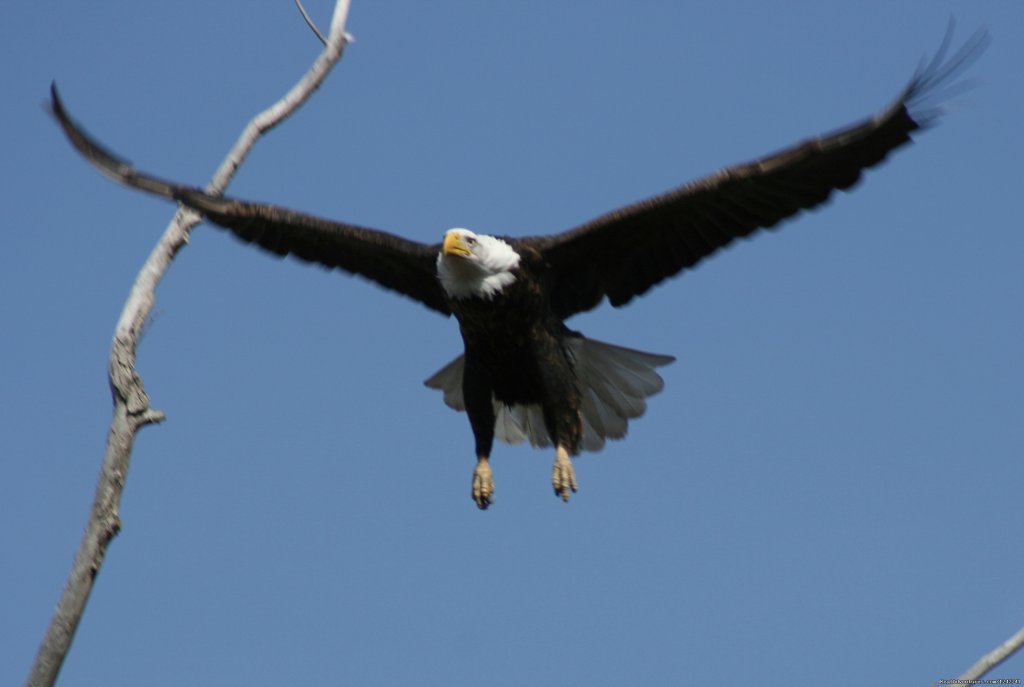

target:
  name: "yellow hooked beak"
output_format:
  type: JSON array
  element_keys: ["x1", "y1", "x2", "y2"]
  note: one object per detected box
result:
[{"x1": 443, "y1": 232, "x2": 474, "y2": 258}]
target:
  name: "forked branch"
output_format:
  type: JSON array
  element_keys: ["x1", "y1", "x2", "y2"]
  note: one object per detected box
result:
[{"x1": 27, "y1": 3, "x2": 352, "y2": 686}]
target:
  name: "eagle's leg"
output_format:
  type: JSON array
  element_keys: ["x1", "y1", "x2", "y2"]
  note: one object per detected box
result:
[
  {"x1": 542, "y1": 387, "x2": 582, "y2": 502},
  {"x1": 472, "y1": 456, "x2": 495, "y2": 509},
  {"x1": 463, "y1": 358, "x2": 497, "y2": 510},
  {"x1": 552, "y1": 444, "x2": 577, "y2": 502}
]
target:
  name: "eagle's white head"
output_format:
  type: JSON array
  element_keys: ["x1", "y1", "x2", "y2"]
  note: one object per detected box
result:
[{"x1": 437, "y1": 228, "x2": 520, "y2": 300}]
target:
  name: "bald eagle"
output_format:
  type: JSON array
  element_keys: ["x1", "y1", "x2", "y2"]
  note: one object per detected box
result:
[{"x1": 50, "y1": 29, "x2": 986, "y2": 509}]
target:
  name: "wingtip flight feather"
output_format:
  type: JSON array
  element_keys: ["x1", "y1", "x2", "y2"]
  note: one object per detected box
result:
[
  {"x1": 901, "y1": 23, "x2": 990, "y2": 129},
  {"x1": 49, "y1": 84, "x2": 225, "y2": 211},
  {"x1": 50, "y1": 82, "x2": 139, "y2": 184}
]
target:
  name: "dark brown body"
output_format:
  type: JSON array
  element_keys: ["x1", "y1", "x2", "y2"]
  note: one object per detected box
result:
[{"x1": 449, "y1": 244, "x2": 584, "y2": 459}]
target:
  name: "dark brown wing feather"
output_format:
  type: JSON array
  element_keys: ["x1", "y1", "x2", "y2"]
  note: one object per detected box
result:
[
  {"x1": 49, "y1": 85, "x2": 449, "y2": 315},
  {"x1": 531, "y1": 28, "x2": 988, "y2": 320}
]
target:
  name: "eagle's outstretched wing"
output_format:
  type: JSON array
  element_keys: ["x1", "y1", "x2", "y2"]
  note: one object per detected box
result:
[
  {"x1": 533, "y1": 28, "x2": 988, "y2": 320},
  {"x1": 50, "y1": 84, "x2": 450, "y2": 315}
]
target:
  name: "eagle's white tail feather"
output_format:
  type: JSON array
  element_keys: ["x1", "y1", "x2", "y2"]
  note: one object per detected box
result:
[
  {"x1": 493, "y1": 403, "x2": 551, "y2": 448},
  {"x1": 424, "y1": 354, "x2": 467, "y2": 411},
  {"x1": 423, "y1": 338, "x2": 674, "y2": 453}
]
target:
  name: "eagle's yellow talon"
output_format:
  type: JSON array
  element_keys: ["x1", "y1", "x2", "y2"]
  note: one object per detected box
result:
[
  {"x1": 552, "y1": 446, "x2": 577, "y2": 503},
  {"x1": 472, "y1": 458, "x2": 495, "y2": 509}
]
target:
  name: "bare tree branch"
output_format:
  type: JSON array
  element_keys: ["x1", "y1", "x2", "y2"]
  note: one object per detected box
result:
[
  {"x1": 943, "y1": 625, "x2": 1024, "y2": 685},
  {"x1": 26, "y1": 3, "x2": 352, "y2": 686},
  {"x1": 295, "y1": 0, "x2": 328, "y2": 46},
  {"x1": 294, "y1": 0, "x2": 354, "y2": 49}
]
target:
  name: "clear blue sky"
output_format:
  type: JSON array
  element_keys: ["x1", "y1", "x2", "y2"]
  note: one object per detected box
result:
[{"x1": 3, "y1": 2, "x2": 1022, "y2": 685}]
